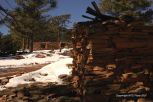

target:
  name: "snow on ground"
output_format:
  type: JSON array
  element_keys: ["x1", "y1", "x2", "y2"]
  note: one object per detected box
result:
[
  {"x1": 0, "y1": 49, "x2": 73, "y2": 91},
  {"x1": 0, "y1": 49, "x2": 70, "y2": 69}
]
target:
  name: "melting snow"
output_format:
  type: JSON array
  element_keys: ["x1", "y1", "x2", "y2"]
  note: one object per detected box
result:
[
  {"x1": 0, "y1": 49, "x2": 70, "y2": 69},
  {"x1": 0, "y1": 49, "x2": 73, "y2": 91}
]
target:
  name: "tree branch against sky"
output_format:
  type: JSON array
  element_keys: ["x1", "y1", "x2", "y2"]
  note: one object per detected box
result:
[
  {"x1": 48, "y1": 14, "x2": 71, "y2": 50},
  {"x1": 0, "y1": 0, "x2": 100, "y2": 34},
  {"x1": 0, "y1": 0, "x2": 57, "y2": 53},
  {"x1": 0, "y1": 0, "x2": 71, "y2": 54}
]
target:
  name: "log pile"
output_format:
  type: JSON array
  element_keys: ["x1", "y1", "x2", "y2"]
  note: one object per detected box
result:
[{"x1": 71, "y1": 21, "x2": 153, "y2": 102}]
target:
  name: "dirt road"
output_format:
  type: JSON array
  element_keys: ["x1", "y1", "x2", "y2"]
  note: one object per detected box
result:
[{"x1": 0, "y1": 64, "x2": 47, "y2": 78}]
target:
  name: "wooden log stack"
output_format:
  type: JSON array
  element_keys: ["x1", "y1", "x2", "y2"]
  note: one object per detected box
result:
[{"x1": 71, "y1": 21, "x2": 153, "y2": 102}]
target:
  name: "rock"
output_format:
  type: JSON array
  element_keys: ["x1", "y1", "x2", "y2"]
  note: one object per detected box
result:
[
  {"x1": 93, "y1": 66, "x2": 105, "y2": 71},
  {"x1": 137, "y1": 98, "x2": 153, "y2": 102},
  {"x1": 40, "y1": 73, "x2": 48, "y2": 76},
  {"x1": 6, "y1": 98, "x2": 13, "y2": 102},
  {"x1": 121, "y1": 72, "x2": 136, "y2": 82},
  {"x1": 16, "y1": 73, "x2": 23, "y2": 76},
  {"x1": 0, "y1": 78, "x2": 9, "y2": 85},
  {"x1": 69, "y1": 50, "x2": 74, "y2": 57},
  {"x1": 31, "y1": 95, "x2": 42, "y2": 100},
  {"x1": 128, "y1": 86, "x2": 150, "y2": 93},
  {"x1": 60, "y1": 50, "x2": 70, "y2": 56},
  {"x1": 93, "y1": 70, "x2": 114, "y2": 78},
  {"x1": 72, "y1": 76, "x2": 79, "y2": 87},
  {"x1": 72, "y1": 76, "x2": 79, "y2": 83},
  {"x1": 105, "y1": 72, "x2": 114, "y2": 78},
  {"x1": 2, "y1": 95, "x2": 7, "y2": 98},
  {"x1": 0, "y1": 82, "x2": 78, "y2": 102},
  {"x1": 120, "y1": 82, "x2": 149, "y2": 94},
  {"x1": 6, "y1": 76, "x2": 14, "y2": 79},
  {"x1": 22, "y1": 96, "x2": 29, "y2": 100},
  {"x1": 15, "y1": 55, "x2": 25, "y2": 60},
  {"x1": 49, "y1": 50, "x2": 54, "y2": 53},
  {"x1": 66, "y1": 64, "x2": 74, "y2": 69},
  {"x1": 28, "y1": 78, "x2": 36, "y2": 82},
  {"x1": 106, "y1": 64, "x2": 116, "y2": 71},
  {"x1": 46, "y1": 94, "x2": 57, "y2": 101},
  {"x1": 46, "y1": 53, "x2": 52, "y2": 56},
  {"x1": 17, "y1": 91, "x2": 25, "y2": 99},
  {"x1": 93, "y1": 70, "x2": 107, "y2": 75},
  {"x1": 58, "y1": 74, "x2": 68, "y2": 80},
  {"x1": 144, "y1": 68, "x2": 149, "y2": 75},
  {"x1": 17, "y1": 99, "x2": 28, "y2": 102},
  {"x1": 135, "y1": 82, "x2": 144, "y2": 86},
  {"x1": 0, "y1": 97, "x2": 5, "y2": 102},
  {"x1": 8, "y1": 93, "x2": 16, "y2": 100},
  {"x1": 52, "y1": 96, "x2": 80, "y2": 102},
  {"x1": 35, "y1": 54, "x2": 46, "y2": 58},
  {"x1": 37, "y1": 99, "x2": 46, "y2": 102},
  {"x1": 35, "y1": 62, "x2": 39, "y2": 65}
]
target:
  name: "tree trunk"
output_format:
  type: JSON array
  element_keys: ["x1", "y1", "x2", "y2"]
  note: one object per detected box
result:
[
  {"x1": 22, "y1": 38, "x2": 24, "y2": 51},
  {"x1": 27, "y1": 36, "x2": 30, "y2": 49},
  {"x1": 30, "y1": 33, "x2": 34, "y2": 53},
  {"x1": 58, "y1": 29, "x2": 61, "y2": 52},
  {"x1": 25, "y1": 37, "x2": 28, "y2": 50},
  {"x1": 22, "y1": 37, "x2": 26, "y2": 52}
]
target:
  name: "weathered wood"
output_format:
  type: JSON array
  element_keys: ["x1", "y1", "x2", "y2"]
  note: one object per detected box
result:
[{"x1": 71, "y1": 20, "x2": 153, "y2": 102}]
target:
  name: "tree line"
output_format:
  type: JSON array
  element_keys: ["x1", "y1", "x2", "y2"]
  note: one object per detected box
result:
[
  {"x1": 1, "y1": 0, "x2": 153, "y2": 56},
  {"x1": 0, "y1": 0, "x2": 71, "y2": 56},
  {"x1": 99, "y1": 0, "x2": 153, "y2": 23}
]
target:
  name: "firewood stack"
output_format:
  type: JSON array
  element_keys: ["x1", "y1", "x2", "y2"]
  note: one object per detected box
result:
[
  {"x1": 71, "y1": 20, "x2": 153, "y2": 102},
  {"x1": 71, "y1": 25, "x2": 90, "y2": 102}
]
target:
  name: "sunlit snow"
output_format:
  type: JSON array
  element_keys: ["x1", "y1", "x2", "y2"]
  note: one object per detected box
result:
[{"x1": 0, "y1": 49, "x2": 73, "y2": 91}]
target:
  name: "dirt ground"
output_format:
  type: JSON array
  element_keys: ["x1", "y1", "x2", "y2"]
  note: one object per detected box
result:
[{"x1": 0, "y1": 64, "x2": 47, "y2": 78}]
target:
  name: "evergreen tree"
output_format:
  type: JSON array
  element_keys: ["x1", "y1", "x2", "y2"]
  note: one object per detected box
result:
[
  {"x1": 30, "y1": 15, "x2": 71, "y2": 42},
  {"x1": 49, "y1": 14, "x2": 70, "y2": 42},
  {"x1": 48, "y1": 14, "x2": 70, "y2": 51},
  {"x1": 99, "y1": 0, "x2": 153, "y2": 22},
  {"x1": 8, "y1": 0, "x2": 57, "y2": 52},
  {"x1": 0, "y1": 32, "x2": 2, "y2": 48},
  {"x1": 0, "y1": 34, "x2": 21, "y2": 56}
]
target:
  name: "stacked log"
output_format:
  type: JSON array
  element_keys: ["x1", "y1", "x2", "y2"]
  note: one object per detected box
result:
[
  {"x1": 71, "y1": 21, "x2": 153, "y2": 102},
  {"x1": 71, "y1": 26, "x2": 90, "y2": 102}
]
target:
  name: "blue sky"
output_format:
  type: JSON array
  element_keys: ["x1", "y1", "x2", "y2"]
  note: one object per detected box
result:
[
  {"x1": 51, "y1": 0, "x2": 99, "y2": 25},
  {"x1": 0, "y1": 0, "x2": 100, "y2": 34}
]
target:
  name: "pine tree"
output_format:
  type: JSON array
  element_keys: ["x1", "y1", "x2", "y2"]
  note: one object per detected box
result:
[
  {"x1": 8, "y1": 0, "x2": 57, "y2": 52},
  {"x1": 49, "y1": 15, "x2": 70, "y2": 42},
  {"x1": 99, "y1": 0, "x2": 153, "y2": 22}
]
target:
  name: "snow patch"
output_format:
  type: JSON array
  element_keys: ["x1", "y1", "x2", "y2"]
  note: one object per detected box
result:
[
  {"x1": 0, "y1": 56, "x2": 72, "y2": 91},
  {"x1": 0, "y1": 49, "x2": 71, "y2": 69}
]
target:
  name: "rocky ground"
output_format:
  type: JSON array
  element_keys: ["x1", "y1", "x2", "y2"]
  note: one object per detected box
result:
[
  {"x1": 0, "y1": 64, "x2": 48, "y2": 88},
  {"x1": 0, "y1": 49, "x2": 76, "y2": 102},
  {"x1": 1, "y1": 49, "x2": 153, "y2": 102},
  {"x1": 82, "y1": 65, "x2": 153, "y2": 102},
  {"x1": 0, "y1": 72, "x2": 80, "y2": 102},
  {"x1": 0, "y1": 82, "x2": 80, "y2": 102},
  {"x1": 1, "y1": 64, "x2": 153, "y2": 102}
]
